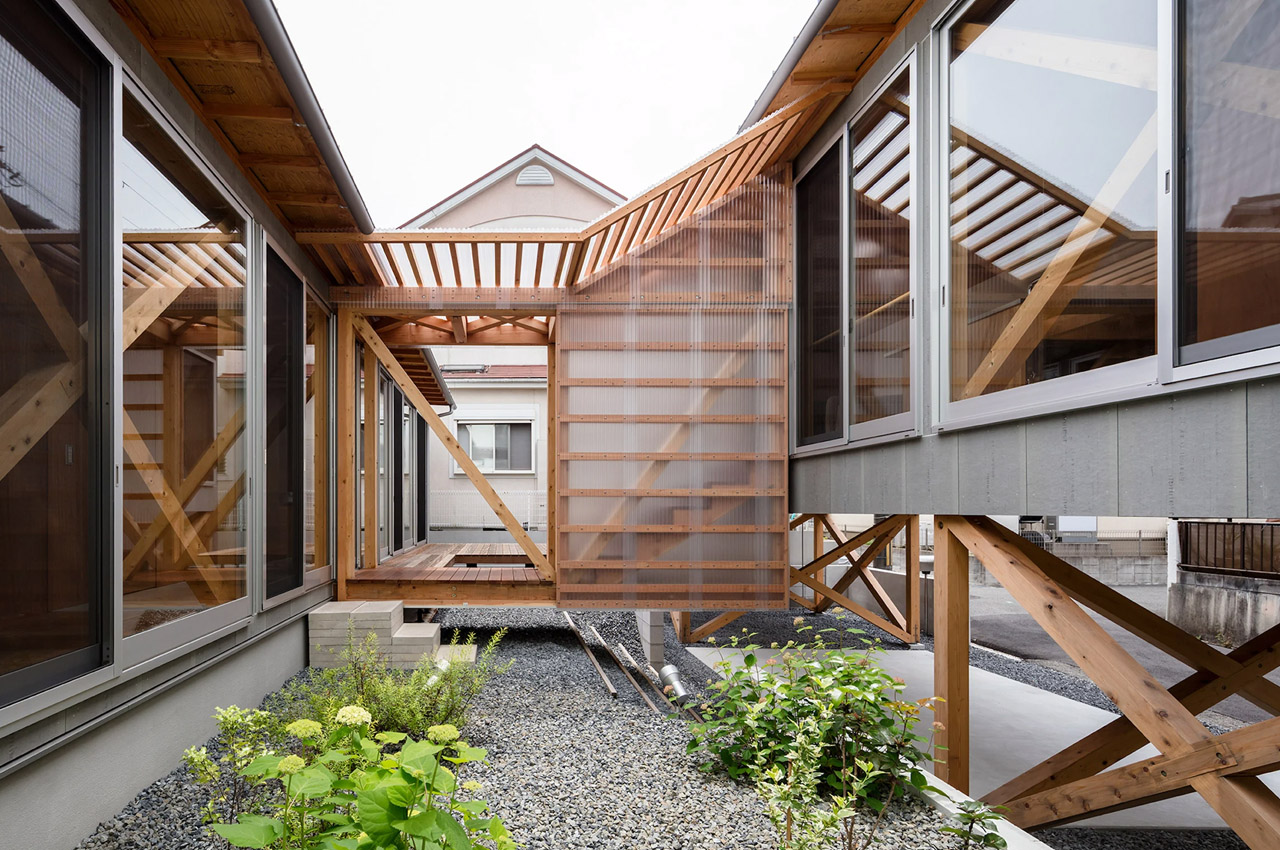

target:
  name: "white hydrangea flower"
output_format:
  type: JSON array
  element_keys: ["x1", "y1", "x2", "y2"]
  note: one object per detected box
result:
[{"x1": 335, "y1": 705, "x2": 372, "y2": 726}]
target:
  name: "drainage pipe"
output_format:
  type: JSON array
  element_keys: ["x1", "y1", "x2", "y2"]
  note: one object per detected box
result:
[{"x1": 240, "y1": 0, "x2": 376, "y2": 234}]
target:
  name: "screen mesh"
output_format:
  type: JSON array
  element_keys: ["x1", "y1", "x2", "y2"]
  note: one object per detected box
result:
[{"x1": 555, "y1": 169, "x2": 790, "y2": 610}]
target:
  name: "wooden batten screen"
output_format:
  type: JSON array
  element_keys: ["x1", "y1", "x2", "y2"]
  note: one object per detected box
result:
[{"x1": 555, "y1": 170, "x2": 791, "y2": 610}]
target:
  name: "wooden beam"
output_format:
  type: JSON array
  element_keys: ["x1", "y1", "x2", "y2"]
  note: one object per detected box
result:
[
  {"x1": 688, "y1": 610, "x2": 747, "y2": 643},
  {"x1": 353, "y1": 315, "x2": 553, "y2": 580},
  {"x1": 905, "y1": 516, "x2": 921, "y2": 641},
  {"x1": 1010, "y1": 715, "x2": 1280, "y2": 828},
  {"x1": 790, "y1": 567, "x2": 913, "y2": 644},
  {"x1": 239, "y1": 153, "x2": 320, "y2": 169},
  {"x1": 268, "y1": 192, "x2": 345, "y2": 207},
  {"x1": 546, "y1": 340, "x2": 557, "y2": 575},
  {"x1": 987, "y1": 620, "x2": 1280, "y2": 806},
  {"x1": 362, "y1": 344, "x2": 378, "y2": 571},
  {"x1": 450, "y1": 315, "x2": 467, "y2": 344},
  {"x1": 201, "y1": 102, "x2": 294, "y2": 121},
  {"x1": 151, "y1": 37, "x2": 263, "y2": 63},
  {"x1": 947, "y1": 516, "x2": 1280, "y2": 849},
  {"x1": 934, "y1": 517, "x2": 970, "y2": 792}
]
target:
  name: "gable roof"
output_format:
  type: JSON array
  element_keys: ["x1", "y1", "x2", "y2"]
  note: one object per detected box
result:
[{"x1": 398, "y1": 144, "x2": 627, "y2": 229}]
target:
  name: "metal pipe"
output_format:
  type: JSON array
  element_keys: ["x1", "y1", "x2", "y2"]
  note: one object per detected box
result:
[
  {"x1": 588, "y1": 625, "x2": 661, "y2": 714},
  {"x1": 658, "y1": 663, "x2": 692, "y2": 706},
  {"x1": 739, "y1": 0, "x2": 841, "y2": 131},
  {"x1": 240, "y1": 0, "x2": 376, "y2": 234},
  {"x1": 615, "y1": 643, "x2": 678, "y2": 717},
  {"x1": 563, "y1": 613, "x2": 616, "y2": 698}
]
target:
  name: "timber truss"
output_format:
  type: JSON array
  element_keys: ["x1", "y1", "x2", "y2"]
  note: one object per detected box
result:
[
  {"x1": 671, "y1": 514, "x2": 922, "y2": 644},
  {"x1": 933, "y1": 516, "x2": 1280, "y2": 849}
]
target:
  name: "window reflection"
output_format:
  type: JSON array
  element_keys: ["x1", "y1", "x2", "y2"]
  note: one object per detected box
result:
[
  {"x1": 796, "y1": 146, "x2": 843, "y2": 444},
  {"x1": 0, "y1": 0, "x2": 106, "y2": 701},
  {"x1": 120, "y1": 90, "x2": 246, "y2": 635},
  {"x1": 1179, "y1": 0, "x2": 1280, "y2": 363},
  {"x1": 948, "y1": 0, "x2": 1158, "y2": 400},
  {"x1": 851, "y1": 69, "x2": 911, "y2": 425}
]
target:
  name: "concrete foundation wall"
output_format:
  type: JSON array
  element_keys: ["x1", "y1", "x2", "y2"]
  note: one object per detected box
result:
[
  {"x1": 1167, "y1": 570, "x2": 1280, "y2": 645},
  {"x1": 967, "y1": 553, "x2": 1167, "y2": 587},
  {"x1": 0, "y1": 619, "x2": 308, "y2": 849}
]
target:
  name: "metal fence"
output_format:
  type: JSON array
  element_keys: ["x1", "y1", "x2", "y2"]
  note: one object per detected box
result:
[
  {"x1": 428, "y1": 490, "x2": 546, "y2": 531},
  {"x1": 1180, "y1": 520, "x2": 1280, "y2": 577}
]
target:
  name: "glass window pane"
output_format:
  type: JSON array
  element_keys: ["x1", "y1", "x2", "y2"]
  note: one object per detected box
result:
[
  {"x1": 796, "y1": 145, "x2": 844, "y2": 444},
  {"x1": 0, "y1": 0, "x2": 107, "y2": 703},
  {"x1": 304, "y1": 297, "x2": 328, "y2": 573},
  {"x1": 265, "y1": 249, "x2": 304, "y2": 598},
  {"x1": 465, "y1": 423, "x2": 495, "y2": 472},
  {"x1": 120, "y1": 90, "x2": 247, "y2": 635},
  {"x1": 851, "y1": 69, "x2": 911, "y2": 425},
  {"x1": 948, "y1": 0, "x2": 1157, "y2": 400},
  {"x1": 1179, "y1": 1, "x2": 1280, "y2": 363},
  {"x1": 510, "y1": 422, "x2": 533, "y2": 471},
  {"x1": 494, "y1": 422, "x2": 510, "y2": 470}
]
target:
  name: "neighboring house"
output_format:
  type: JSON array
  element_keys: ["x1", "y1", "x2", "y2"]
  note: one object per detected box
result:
[{"x1": 400, "y1": 147, "x2": 624, "y2": 542}]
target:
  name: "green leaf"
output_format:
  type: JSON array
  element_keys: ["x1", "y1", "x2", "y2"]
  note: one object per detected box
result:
[
  {"x1": 210, "y1": 815, "x2": 283, "y2": 848},
  {"x1": 376, "y1": 731, "x2": 408, "y2": 744},
  {"x1": 399, "y1": 809, "x2": 470, "y2": 849},
  {"x1": 983, "y1": 835, "x2": 1008, "y2": 848},
  {"x1": 384, "y1": 778, "x2": 421, "y2": 808},
  {"x1": 399, "y1": 740, "x2": 443, "y2": 773},
  {"x1": 431, "y1": 764, "x2": 457, "y2": 794},
  {"x1": 240, "y1": 755, "x2": 283, "y2": 777},
  {"x1": 356, "y1": 786, "x2": 408, "y2": 845},
  {"x1": 317, "y1": 749, "x2": 354, "y2": 765},
  {"x1": 454, "y1": 800, "x2": 488, "y2": 815},
  {"x1": 292, "y1": 764, "x2": 337, "y2": 797}
]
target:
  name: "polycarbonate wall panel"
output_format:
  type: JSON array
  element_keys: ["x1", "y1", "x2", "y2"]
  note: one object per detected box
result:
[{"x1": 556, "y1": 171, "x2": 790, "y2": 610}]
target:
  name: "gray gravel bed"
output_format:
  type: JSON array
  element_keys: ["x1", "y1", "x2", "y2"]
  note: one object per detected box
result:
[{"x1": 1039, "y1": 828, "x2": 1246, "y2": 850}]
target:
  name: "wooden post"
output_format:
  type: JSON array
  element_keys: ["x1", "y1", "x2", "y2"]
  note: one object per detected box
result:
[
  {"x1": 335, "y1": 310, "x2": 355, "y2": 599},
  {"x1": 162, "y1": 345, "x2": 184, "y2": 568},
  {"x1": 546, "y1": 339, "x2": 556, "y2": 576},
  {"x1": 905, "y1": 515, "x2": 920, "y2": 642},
  {"x1": 933, "y1": 516, "x2": 970, "y2": 792},
  {"x1": 362, "y1": 343, "x2": 379, "y2": 572}
]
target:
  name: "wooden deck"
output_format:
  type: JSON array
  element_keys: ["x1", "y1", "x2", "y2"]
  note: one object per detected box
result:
[{"x1": 345, "y1": 542, "x2": 555, "y2": 606}]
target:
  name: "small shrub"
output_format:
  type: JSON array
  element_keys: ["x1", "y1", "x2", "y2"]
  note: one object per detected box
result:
[
  {"x1": 183, "y1": 705, "x2": 283, "y2": 824},
  {"x1": 941, "y1": 799, "x2": 1008, "y2": 849},
  {"x1": 210, "y1": 707, "x2": 516, "y2": 850},
  {"x1": 268, "y1": 624, "x2": 511, "y2": 736},
  {"x1": 688, "y1": 618, "x2": 940, "y2": 849}
]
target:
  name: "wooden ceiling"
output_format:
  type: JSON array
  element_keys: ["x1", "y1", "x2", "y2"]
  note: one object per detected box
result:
[
  {"x1": 759, "y1": 0, "x2": 927, "y2": 118},
  {"x1": 109, "y1": 0, "x2": 380, "y2": 282}
]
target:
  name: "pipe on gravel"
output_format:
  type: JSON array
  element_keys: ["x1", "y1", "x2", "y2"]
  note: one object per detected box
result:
[{"x1": 658, "y1": 664, "x2": 692, "y2": 706}]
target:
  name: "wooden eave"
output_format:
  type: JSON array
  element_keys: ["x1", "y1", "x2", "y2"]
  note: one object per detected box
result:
[
  {"x1": 109, "y1": 0, "x2": 380, "y2": 284},
  {"x1": 757, "y1": 0, "x2": 928, "y2": 120}
]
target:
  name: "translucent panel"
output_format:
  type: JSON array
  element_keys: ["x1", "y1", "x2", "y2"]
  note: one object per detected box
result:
[
  {"x1": 120, "y1": 90, "x2": 247, "y2": 635},
  {"x1": 556, "y1": 171, "x2": 790, "y2": 610},
  {"x1": 948, "y1": 0, "x2": 1158, "y2": 399},
  {"x1": 795, "y1": 146, "x2": 844, "y2": 444},
  {"x1": 852, "y1": 69, "x2": 911, "y2": 424},
  {"x1": 1178, "y1": 1, "x2": 1280, "y2": 363},
  {"x1": 0, "y1": 0, "x2": 106, "y2": 702}
]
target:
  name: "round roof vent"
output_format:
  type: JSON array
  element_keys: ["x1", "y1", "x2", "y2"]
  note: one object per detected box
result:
[{"x1": 515, "y1": 164, "x2": 554, "y2": 186}]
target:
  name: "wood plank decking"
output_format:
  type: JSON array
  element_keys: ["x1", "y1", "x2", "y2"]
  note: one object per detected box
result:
[{"x1": 344, "y1": 542, "x2": 555, "y2": 606}]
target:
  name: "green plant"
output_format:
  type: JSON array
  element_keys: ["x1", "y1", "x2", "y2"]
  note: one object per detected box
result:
[
  {"x1": 269, "y1": 627, "x2": 511, "y2": 737},
  {"x1": 689, "y1": 619, "x2": 934, "y2": 796},
  {"x1": 940, "y1": 799, "x2": 1008, "y2": 849},
  {"x1": 212, "y1": 707, "x2": 517, "y2": 850},
  {"x1": 184, "y1": 704, "x2": 282, "y2": 823},
  {"x1": 688, "y1": 618, "x2": 940, "y2": 849}
]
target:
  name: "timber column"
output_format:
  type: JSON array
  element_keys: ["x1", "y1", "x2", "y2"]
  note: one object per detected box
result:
[{"x1": 933, "y1": 516, "x2": 970, "y2": 792}]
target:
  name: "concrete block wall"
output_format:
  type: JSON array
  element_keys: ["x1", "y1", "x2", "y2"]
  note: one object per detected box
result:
[{"x1": 307, "y1": 602, "x2": 442, "y2": 669}]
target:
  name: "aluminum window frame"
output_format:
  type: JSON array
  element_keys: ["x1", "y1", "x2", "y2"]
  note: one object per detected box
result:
[
  {"x1": 261, "y1": 235, "x2": 335, "y2": 609},
  {"x1": 116, "y1": 72, "x2": 256, "y2": 671},
  {"x1": 931, "y1": 0, "x2": 1162, "y2": 432},
  {"x1": 790, "y1": 128, "x2": 850, "y2": 455},
  {"x1": 451, "y1": 405, "x2": 539, "y2": 477}
]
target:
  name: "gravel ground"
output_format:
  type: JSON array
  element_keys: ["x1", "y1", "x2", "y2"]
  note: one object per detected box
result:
[
  {"x1": 1039, "y1": 829, "x2": 1247, "y2": 850},
  {"x1": 74, "y1": 610, "x2": 963, "y2": 850}
]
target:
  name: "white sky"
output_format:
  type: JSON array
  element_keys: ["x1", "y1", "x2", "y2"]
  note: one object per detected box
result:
[{"x1": 274, "y1": 0, "x2": 817, "y2": 227}]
